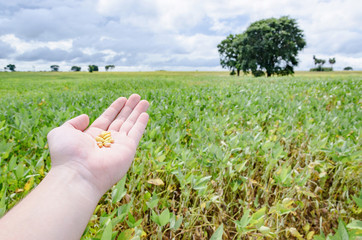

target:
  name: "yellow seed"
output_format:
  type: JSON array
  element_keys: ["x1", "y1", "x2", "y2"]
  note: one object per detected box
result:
[
  {"x1": 104, "y1": 142, "x2": 111, "y2": 147},
  {"x1": 97, "y1": 142, "x2": 103, "y2": 148},
  {"x1": 95, "y1": 137, "x2": 104, "y2": 142},
  {"x1": 104, "y1": 136, "x2": 111, "y2": 142},
  {"x1": 110, "y1": 138, "x2": 115, "y2": 143},
  {"x1": 103, "y1": 133, "x2": 111, "y2": 139},
  {"x1": 100, "y1": 131, "x2": 109, "y2": 137}
]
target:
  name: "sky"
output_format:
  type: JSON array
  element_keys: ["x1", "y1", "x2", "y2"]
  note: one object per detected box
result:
[{"x1": 0, "y1": 0, "x2": 361, "y2": 72}]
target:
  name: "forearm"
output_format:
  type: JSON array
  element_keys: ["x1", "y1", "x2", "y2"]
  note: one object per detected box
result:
[{"x1": 0, "y1": 166, "x2": 102, "y2": 240}]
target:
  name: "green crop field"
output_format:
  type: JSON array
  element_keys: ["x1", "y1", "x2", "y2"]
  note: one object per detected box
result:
[{"x1": 0, "y1": 71, "x2": 361, "y2": 239}]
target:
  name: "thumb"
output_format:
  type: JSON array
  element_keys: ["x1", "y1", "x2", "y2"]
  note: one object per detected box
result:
[{"x1": 63, "y1": 114, "x2": 89, "y2": 131}]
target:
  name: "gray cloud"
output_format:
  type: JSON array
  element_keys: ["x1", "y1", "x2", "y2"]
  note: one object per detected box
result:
[
  {"x1": 15, "y1": 47, "x2": 108, "y2": 63},
  {"x1": 0, "y1": 40, "x2": 15, "y2": 59},
  {"x1": 16, "y1": 47, "x2": 79, "y2": 61},
  {"x1": 0, "y1": 4, "x2": 102, "y2": 41},
  {"x1": 336, "y1": 35, "x2": 362, "y2": 55}
]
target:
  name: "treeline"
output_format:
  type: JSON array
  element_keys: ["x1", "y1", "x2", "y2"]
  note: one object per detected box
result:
[
  {"x1": 52, "y1": 64, "x2": 115, "y2": 72},
  {"x1": 309, "y1": 56, "x2": 354, "y2": 71},
  {"x1": 3, "y1": 64, "x2": 116, "y2": 72},
  {"x1": 310, "y1": 56, "x2": 335, "y2": 71}
]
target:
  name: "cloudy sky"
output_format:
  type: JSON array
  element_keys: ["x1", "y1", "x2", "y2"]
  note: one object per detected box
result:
[{"x1": 0, "y1": 0, "x2": 361, "y2": 71}]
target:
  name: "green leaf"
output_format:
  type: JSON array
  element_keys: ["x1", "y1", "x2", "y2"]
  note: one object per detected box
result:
[
  {"x1": 146, "y1": 194, "x2": 159, "y2": 209},
  {"x1": 117, "y1": 229, "x2": 134, "y2": 240},
  {"x1": 346, "y1": 220, "x2": 362, "y2": 230},
  {"x1": 172, "y1": 216, "x2": 183, "y2": 230},
  {"x1": 0, "y1": 139, "x2": 13, "y2": 159},
  {"x1": 111, "y1": 213, "x2": 127, "y2": 226},
  {"x1": 289, "y1": 227, "x2": 303, "y2": 240},
  {"x1": 117, "y1": 202, "x2": 131, "y2": 216},
  {"x1": 101, "y1": 219, "x2": 112, "y2": 240},
  {"x1": 336, "y1": 220, "x2": 349, "y2": 240},
  {"x1": 8, "y1": 155, "x2": 17, "y2": 171},
  {"x1": 313, "y1": 235, "x2": 326, "y2": 240},
  {"x1": 159, "y1": 208, "x2": 170, "y2": 227},
  {"x1": 250, "y1": 207, "x2": 266, "y2": 226},
  {"x1": 237, "y1": 209, "x2": 250, "y2": 229},
  {"x1": 151, "y1": 210, "x2": 160, "y2": 226},
  {"x1": 15, "y1": 163, "x2": 24, "y2": 179},
  {"x1": 126, "y1": 212, "x2": 140, "y2": 228},
  {"x1": 210, "y1": 224, "x2": 223, "y2": 240},
  {"x1": 134, "y1": 218, "x2": 143, "y2": 228},
  {"x1": 0, "y1": 187, "x2": 7, "y2": 217},
  {"x1": 352, "y1": 195, "x2": 362, "y2": 209},
  {"x1": 112, "y1": 177, "x2": 127, "y2": 203},
  {"x1": 259, "y1": 226, "x2": 271, "y2": 235}
]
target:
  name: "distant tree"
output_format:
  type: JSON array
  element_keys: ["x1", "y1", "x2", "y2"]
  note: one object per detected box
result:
[
  {"x1": 217, "y1": 34, "x2": 244, "y2": 76},
  {"x1": 329, "y1": 57, "x2": 336, "y2": 69},
  {"x1": 311, "y1": 56, "x2": 332, "y2": 71},
  {"x1": 5, "y1": 64, "x2": 16, "y2": 72},
  {"x1": 50, "y1": 65, "x2": 59, "y2": 72},
  {"x1": 218, "y1": 16, "x2": 306, "y2": 77},
  {"x1": 344, "y1": 66, "x2": 353, "y2": 71},
  {"x1": 71, "y1": 66, "x2": 81, "y2": 72},
  {"x1": 88, "y1": 65, "x2": 98, "y2": 73},
  {"x1": 313, "y1": 55, "x2": 326, "y2": 69},
  {"x1": 105, "y1": 65, "x2": 115, "y2": 71}
]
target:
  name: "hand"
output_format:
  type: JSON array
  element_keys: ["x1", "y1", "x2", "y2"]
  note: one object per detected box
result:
[{"x1": 47, "y1": 94, "x2": 149, "y2": 195}]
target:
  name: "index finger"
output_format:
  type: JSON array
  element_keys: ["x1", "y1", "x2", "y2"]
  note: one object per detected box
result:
[{"x1": 90, "y1": 97, "x2": 127, "y2": 130}]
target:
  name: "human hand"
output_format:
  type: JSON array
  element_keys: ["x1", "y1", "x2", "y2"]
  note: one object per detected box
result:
[{"x1": 47, "y1": 94, "x2": 149, "y2": 195}]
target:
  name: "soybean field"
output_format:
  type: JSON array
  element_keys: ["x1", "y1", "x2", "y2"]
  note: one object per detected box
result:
[{"x1": 0, "y1": 71, "x2": 361, "y2": 239}]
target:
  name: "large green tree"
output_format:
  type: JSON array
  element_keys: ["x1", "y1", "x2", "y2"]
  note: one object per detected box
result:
[{"x1": 218, "y1": 16, "x2": 306, "y2": 77}]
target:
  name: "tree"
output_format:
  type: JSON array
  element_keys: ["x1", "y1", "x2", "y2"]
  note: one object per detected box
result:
[
  {"x1": 217, "y1": 34, "x2": 244, "y2": 76},
  {"x1": 329, "y1": 57, "x2": 336, "y2": 69},
  {"x1": 5, "y1": 64, "x2": 16, "y2": 72},
  {"x1": 218, "y1": 16, "x2": 306, "y2": 77},
  {"x1": 88, "y1": 65, "x2": 98, "y2": 73},
  {"x1": 50, "y1": 65, "x2": 59, "y2": 72},
  {"x1": 344, "y1": 66, "x2": 353, "y2": 71},
  {"x1": 310, "y1": 56, "x2": 333, "y2": 71},
  {"x1": 105, "y1": 65, "x2": 115, "y2": 71},
  {"x1": 241, "y1": 16, "x2": 306, "y2": 77},
  {"x1": 71, "y1": 66, "x2": 81, "y2": 72},
  {"x1": 313, "y1": 55, "x2": 326, "y2": 70}
]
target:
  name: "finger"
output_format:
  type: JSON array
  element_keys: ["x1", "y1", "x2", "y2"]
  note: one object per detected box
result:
[
  {"x1": 108, "y1": 94, "x2": 141, "y2": 131},
  {"x1": 119, "y1": 100, "x2": 149, "y2": 134},
  {"x1": 63, "y1": 114, "x2": 89, "y2": 131},
  {"x1": 128, "y1": 112, "x2": 149, "y2": 144},
  {"x1": 90, "y1": 97, "x2": 127, "y2": 130}
]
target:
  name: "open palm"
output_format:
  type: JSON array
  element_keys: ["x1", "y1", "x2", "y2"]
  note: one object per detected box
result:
[{"x1": 47, "y1": 94, "x2": 149, "y2": 193}]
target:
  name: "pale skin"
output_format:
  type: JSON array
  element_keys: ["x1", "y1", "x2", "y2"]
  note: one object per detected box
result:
[{"x1": 0, "y1": 94, "x2": 149, "y2": 240}]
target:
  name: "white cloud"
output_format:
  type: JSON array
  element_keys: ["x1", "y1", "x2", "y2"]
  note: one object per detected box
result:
[{"x1": 0, "y1": 34, "x2": 73, "y2": 53}]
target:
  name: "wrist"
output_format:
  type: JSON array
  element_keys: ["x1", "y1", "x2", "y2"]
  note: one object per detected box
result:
[{"x1": 48, "y1": 165, "x2": 104, "y2": 203}]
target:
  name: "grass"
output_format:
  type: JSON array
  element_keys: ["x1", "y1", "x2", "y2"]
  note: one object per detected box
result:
[{"x1": 0, "y1": 71, "x2": 361, "y2": 239}]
